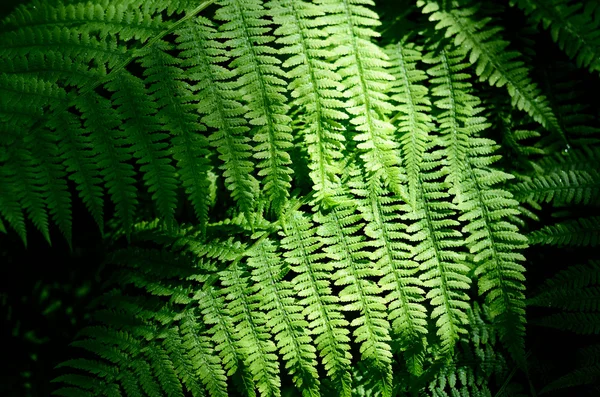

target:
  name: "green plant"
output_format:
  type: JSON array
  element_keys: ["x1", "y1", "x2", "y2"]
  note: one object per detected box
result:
[{"x1": 1, "y1": 0, "x2": 599, "y2": 396}]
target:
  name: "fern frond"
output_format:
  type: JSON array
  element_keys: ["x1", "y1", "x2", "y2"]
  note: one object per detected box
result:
[
  {"x1": 386, "y1": 39, "x2": 433, "y2": 207},
  {"x1": 195, "y1": 286, "x2": 252, "y2": 391},
  {"x1": 220, "y1": 261, "x2": 281, "y2": 397},
  {"x1": 137, "y1": 39, "x2": 212, "y2": 233},
  {"x1": 168, "y1": 317, "x2": 228, "y2": 397},
  {"x1": 350, "y1": 170, "x2": 428, "y2": 372},
  {"x1": 512, "y1": 0, "x2": 600, "y2": 74},
  {"x1": 512, "y1": 169, "x2": 600, "y2": 207},
  {"x1": 268, "y1": 0, "x2": 347, "y2": 201},
  {"x1": 27, "y1": 128, "x2": 73, "y2": 244},
  {"x1": 75, "y1": 93, "x2": 138, "y2": 236},
  {"x1": 541, "y1": 344, "x2": 600, "y2": 393},
  {"x1": 0, "y1": 167, "x2": 27, "y2": 244},
  {"x1": 314, "y1": 194, "x2": 393, "y2": 395},
  {"x1": 0, "y1": 26, "x2": 128, "y2": 71},
  {"x1": 105, "y1": 71, "x2": 179, "y2": 228},
  {"x1": 316, "y1": 0, "x2": 405, "y2": 195},
  {"x1": 49, "y1": 111, "x2": 105, "y2": 234},
  {"x1": 216, "y1": 0, "x2": 293, "y2": 215},
  {"x1": 0, "y1": 140, "x2": 51, "y2": 242},
  {"x1": 528, "y1": 216, "x2": 600, "y2": 247},
  {"x1": 247, "y1": 238, "x2": 321, "y2": 397},
  {"x1": 423, "y1": 44, "x2": 489, "y2": 203},
  {"x1": 534, "y1": 312, "x2": 600, "y2": 334},
  {"x1": 459, "y1": 146, "x2": 528, "y2": 362},
  {"x1": 280, "y1": 208, "x2": 352, "y2": 396},
  {"x1": 175, "y1": 16, "x2": 259, "y2": 220},
  {"x1": 419, "y1": 0, "x2": 565, "y2": 143},
  {"x1": 422, "y1": 41, "x2": 528, "y2": 361},
  {"x1": 529, "y1": 261, "x2": 600, "y2": 311},
  {"x1": 0, "y1": 1, "x2": 166, "y2": 42},
  {"x1": 404, "y1": 155, "x2": 471, "y2": 354}
]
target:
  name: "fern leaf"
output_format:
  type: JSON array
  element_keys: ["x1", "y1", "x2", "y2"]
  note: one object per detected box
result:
[
  {"x1": 105, "y1": 71, "x2": 179, "y2": 228},
  {"x1": 529, "y1": 261, "x2": 600, "y2": 312},
  {"x1": 350, "y1": 171, "x2": 428, "y2": 370},
  {"x1": 316, "y1": 0, "x2": 405, "y2": 194},
  {"x1": 386, "y1": 39, "x2": 433, "y2": 208},
  {"x1": 512, "y1": 0, "x2": 600, "y2": 74},
  {"x1": 268, "y1": 0, "x2": 347, "y2": 201},
  {"x1": 28, "y1": 127, "x2": 73, "y2": 244},
  {"x1": 0, "y1": 168, "x2": 27, "y2": 244},
  {"x1": 420, "y1": 0, "x2": 565, "y2": 143},
  {"x1": 137, "y1": 39, "x2": 212, "y2": 233},
  {"x1": 175, "y1": 16, "x2": 259, "y2": 220},
  {"x1": 49, "y1": 111, "x2": 105, "y2": 235},
  {"x1": 423, "y1": 41, "x2": 528, "y2": 362},
  {"x1": 458, "y1": 146, "x2": 528, "y2": 363},
  {"x1": 528, "y1": 216, "x2": 600, "y2": 247},
  {"x1": 512, "y1": 169, "x2": 600, "y2": 206},
  {"x1": 0, "y1": 26, "x2": 128, "y2": 71},
  {"x1": 0, "y1": 1, "x2": 166, "y2": 42},
  {"x1": 314, "y1": 195, "x2": 393, "y2": 395},
  {"x1": 216, "y1": 0, "x2": 293, "y2": 215},
  {"x1": 280, "y1": 209, "x2": 352, "y2": 396},
  {"x1": 541, "y1": 344, "x2": 600, "y2": 393},
  {"x1": 423, "y1": 44, "x2": 490, "y2": 205},
  {"x1": 144, "y1": 345, "x2": 185, "y2": 397},
  {"x1": 195, "y1": 286, "x2": 249, "y2": 386},
  {"x1": 220, "y1": 261, "x2": 281, "y2": 397},
  {"x1": 405, "y1": 162, "x2": 471, "y2": 354},
  {"x1": 1, "y1": 142, "x2": 50, "y2": 242},
  {"x1": 247, "y1": 239, "x2": 321, "y2": 397},
  {"x1": 534, "y1": 312, "x2": 600, "y2": 334},
  {"x1": 163, "y1": 326, "x2": 211, "y2": 397},
  {"x1": 76, "y1": 93, "x2": 138, "y2": 236}
]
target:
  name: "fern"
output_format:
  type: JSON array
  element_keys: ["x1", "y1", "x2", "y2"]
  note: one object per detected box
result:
[
  {"x1": 529, "y1": 216, "x2": 600, "y2": 247},
  {"x1": 2, "y1": 0, "x2": 600, "y2": 396},
  {"x1": 419, "y1": 0, "x2": 566, "y2": 144},
  {"x1": 512, "y1": 0, "x2": 600, "y2": 74}
]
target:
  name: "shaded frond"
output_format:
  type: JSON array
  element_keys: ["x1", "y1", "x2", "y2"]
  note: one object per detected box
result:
[
  {"x1": 512, "y1": 169, "x2": 600, "y2": 207},
  {"x1": 528, "y1": 216, "x2": 600, "y2": 247},
  {"x1": 137, "y1": 39, "x2": 212, "y2": 233},
  {"x1": 512, "y1": 0, "x2": 600, "y2": 74},
  {"x1": 105, "y1": 71, "x2": 179, "y2": 228}
]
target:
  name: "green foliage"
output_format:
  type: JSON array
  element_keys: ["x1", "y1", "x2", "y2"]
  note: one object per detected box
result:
[{"x1": 1, "y1": 0, "x2": 600, "y2": 396}]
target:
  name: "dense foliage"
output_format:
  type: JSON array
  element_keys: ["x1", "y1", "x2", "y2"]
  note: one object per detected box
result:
[{"x1": 1, "y1": 0, "x2": 599, "y2": 396}]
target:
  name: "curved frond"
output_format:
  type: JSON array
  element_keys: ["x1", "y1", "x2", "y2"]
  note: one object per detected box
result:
[{"x1": 419, "y1": 0, "x2": 565, "y2": 143}]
